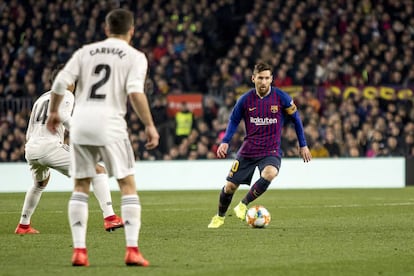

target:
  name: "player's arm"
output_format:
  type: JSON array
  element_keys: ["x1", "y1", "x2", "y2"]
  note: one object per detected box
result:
[
  {"x1": 60, "y1": 92, "x2": 74, "y2": 130},
  {"x1": 47, "y1": 93, "x2": 64, "y2": 134},
  {"x1": 217, "y1": 98, "x2": 243, "y2": 158},
  {"x1": 127, "y1": 52, "x2": 159, "y2": 150},
  {"x1": 47, "y1": 51, "x2": 80, "y2": 134},
  {"x1": 284, "y1": 98, "x2": 312, "y2": 162},
  {"x1": 129, "y1": 93, "x2": 159, "y2": 150}
]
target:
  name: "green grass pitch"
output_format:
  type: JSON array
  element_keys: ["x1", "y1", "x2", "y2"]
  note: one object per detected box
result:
[{"x1": 2, "y1": 188, "x2": 414, "y2": 276}]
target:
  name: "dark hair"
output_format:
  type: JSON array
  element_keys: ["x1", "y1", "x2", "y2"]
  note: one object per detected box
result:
[
  {"x1": 49, "y1": 64, "x2": 65, "y2": 84},
  {"x1": 253, "y1": 62, "x2": 273, "y2": 74},
  {"x1": 105, "y1": 8, "x2": 134, "y2": 35}
]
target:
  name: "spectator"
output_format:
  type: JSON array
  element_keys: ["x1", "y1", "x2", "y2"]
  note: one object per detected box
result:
[
  {"x1": 174, "y1": 102, "x2": 194, "y2": 145},
  {"x1": 366, "y1": 141, "x2": 381, "y2": 158},
  {"x1": 217, "y1": 94, "x2": 235, "y2": 131},
  {"x1": 386, "y1": 136, "x2": 404, "y2": 156},
  {"x1": 1, "y1": 0, "x2": 414, "y2": 162},
  {"x1": 310, "y1": 139, "x2": 329, "y2": 158},
  {"x1": 324, "y1": 131, "x2": 341, "y2": 157},
  {"x1": 151, "y1": 96, "x2": 172, "y2": 155}
]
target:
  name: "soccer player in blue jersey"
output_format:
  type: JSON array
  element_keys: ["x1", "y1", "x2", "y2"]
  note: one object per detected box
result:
[{"x1": 208, "y1": 62, "x2": 312, "y2": 228}]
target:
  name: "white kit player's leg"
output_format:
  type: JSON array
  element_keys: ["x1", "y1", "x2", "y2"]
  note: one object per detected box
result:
[
  {"x1": 92, "y1": 173, "x2": 115, "y2": 218},
  {"x1": 18, "y1": 184, "x2": 45, "y2": 225},
  {"x1": 68, "y1": 192, "x2": 89, "y2": 248},
  {"x1": 92, "y1": 172, "x2": 124, "y2": 232},
  {"x1": 121, "y1": 194, "x2": 141, "y2": 247}
]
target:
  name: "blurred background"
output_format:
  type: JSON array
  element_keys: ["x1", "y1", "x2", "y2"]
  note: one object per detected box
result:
[{"x1": 1, "y1": 0, "x2": 413, "y2": 162}]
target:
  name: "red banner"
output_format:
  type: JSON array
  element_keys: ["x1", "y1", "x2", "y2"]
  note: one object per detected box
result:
[{"x1": 166, "y1": 93, "x2": 203, "y2": 117}]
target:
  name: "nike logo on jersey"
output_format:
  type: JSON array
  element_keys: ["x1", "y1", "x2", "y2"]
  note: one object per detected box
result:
[{"x1": 248, "y1": 107, "x2": 256, "y2": 112}]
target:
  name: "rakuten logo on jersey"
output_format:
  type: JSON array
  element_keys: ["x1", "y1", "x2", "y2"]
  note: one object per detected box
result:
[{"x1": 250, "y1": 117, "x2": 278, "y2": 125}]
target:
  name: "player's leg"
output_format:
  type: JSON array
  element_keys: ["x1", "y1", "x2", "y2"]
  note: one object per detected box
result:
[
  {"x1": 15, "y1": 161, "x2": 50, "y2": 234},
  {"x1": 208, "y1": 157, "x2": 255, "y2": 227},
  {"x1": 70, "y1": 177, "x2": 91, "y2": 267},
  {"x1": 92, "y1": 163, "x2": 123, "y2": 231},
  {"x1": 118, "y1": 175, "x2": 148, "y2": 266},
  {"x1": 230, "y1": 157, "x2": 260, "y2": 220},
  {"x1": 220, "y1": 181, "x2": 239, "y2": 215},
  {"x1": 68, "y1": 144, "x2": 97, "y2": 267},
  {"x1": 240, "y1": 156, "x2": 280, "y2": 206},
  {"x1": 101, "y1": 139, "x2": 149, "y2": 266},
  {"x1": 16, "y1": 145, "x2": 71, "y2": 234},
  {"x1": 207, "y1": 180, "x2": 238, "y2": 228}
]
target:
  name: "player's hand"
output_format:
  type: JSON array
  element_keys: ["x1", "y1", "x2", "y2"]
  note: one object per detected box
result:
[
  {"x1": 144, "y1": 125, "x2": 160, "y2": 150},
  {"x1": 299, "y1": 146, "x2": 312, "y2": 162},
  {"x1": 216, "y1": 143, "x2": 229, "y2": 159},
  {"x1": 46, "y1": 112, "x2": 61, "y2": 134}
]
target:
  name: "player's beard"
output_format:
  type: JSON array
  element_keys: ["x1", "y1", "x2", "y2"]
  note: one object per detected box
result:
[{"x1": 257, "y1": 85, "x2": 270, "y2": 97}]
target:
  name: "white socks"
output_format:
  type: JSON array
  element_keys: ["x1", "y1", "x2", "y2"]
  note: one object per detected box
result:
[
  {"x1": 121, "y1": 194, "x2": 141, "y2": 247},
  {"x1": 19, "y1": 184, "x2": 45, "y2": 225},
  {"x1": 91, "y1": 173, "x2": 115, "y2": 218},
  {"x1": 68, "y1": 192, "x2": 89, "y2": 248},
  {"x1": 68, "y1": 192, "x2": 142, "y2": 249}
]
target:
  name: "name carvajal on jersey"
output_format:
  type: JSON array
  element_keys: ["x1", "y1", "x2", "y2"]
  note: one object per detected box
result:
[
  {"x1": 89, "y1": 47, "x2": 126, "y2": 59},
  {"x1": 250, "y1": 117, "x2": 278, "y2": 125}
]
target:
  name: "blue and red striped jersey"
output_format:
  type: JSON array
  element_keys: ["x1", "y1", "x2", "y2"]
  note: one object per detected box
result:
[{"x1": 222, "y1": 86, "x2": 307, "y2": 158}]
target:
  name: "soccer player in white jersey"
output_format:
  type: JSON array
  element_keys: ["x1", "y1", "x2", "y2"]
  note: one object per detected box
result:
[
  {"x1": 15, "y1": 66, "x2": 123, "y2": 235},
  {"x1": 47, "y1": 9, "x2": 159, "y2": 267}
]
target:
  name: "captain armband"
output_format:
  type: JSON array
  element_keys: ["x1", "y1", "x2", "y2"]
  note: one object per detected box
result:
[{"x1": 284, "y1": 103, "x2": 297, "y2": 115}]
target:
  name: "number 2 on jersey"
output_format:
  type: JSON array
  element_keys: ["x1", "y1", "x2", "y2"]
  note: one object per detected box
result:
[{"x1": 89, "y1": 64, "x2": 111, "y2": 99}]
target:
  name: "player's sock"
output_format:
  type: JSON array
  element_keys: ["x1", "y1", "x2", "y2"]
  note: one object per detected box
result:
[
  {"x1": 121, "y1": 194, "x2": 141, "y2": 247},
  {"x1": 68, "y1": 192, "x2": 89, "y2": 248},
  {"x1": 218, "y1": 186, "x2": 234, "y2": 216},
  {"x1": 242, "y1": 177, "x2": 271, "y2": 205},
  {"x1": 19, "y1": 184, "x2": 45, "y2": 225},
  {"x1": 91, "y1": 173, "x2": 115, "y2": 218}
]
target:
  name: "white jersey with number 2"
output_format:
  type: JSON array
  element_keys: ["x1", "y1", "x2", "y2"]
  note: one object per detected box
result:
[{"x1": 53, "y1": 37, "x2": 148, "y2": 145}]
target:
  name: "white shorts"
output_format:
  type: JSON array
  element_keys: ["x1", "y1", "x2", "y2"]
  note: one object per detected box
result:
[
  {"x1": 71, "y1": 139, "x2": 135, "y2": 179},
  {"x1": 26, "y1": 143, "x2": 70, "y2": 182}
]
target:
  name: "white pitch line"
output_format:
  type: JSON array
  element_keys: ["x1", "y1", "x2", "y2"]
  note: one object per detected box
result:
[
  {"x1": 2, "y1": 202, "x2": 414, "y2": 215},
  {"x1": 0, "y1": 209, "x2": 101, "y2": 215},
  {"x1": 276, "y1": 202, "x2": 414, "y2": 209}
]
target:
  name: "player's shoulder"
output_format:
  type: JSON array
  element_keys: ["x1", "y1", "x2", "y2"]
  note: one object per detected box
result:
[
  {"x1": 33, "y1": 90, "x2": 52, "y2": 104},
  {"x1": 234, "y1": 90, "x2": 249, "y2": 107},
  {"x1": 239, "y1": 88, "x2": 255, "y2": 100},
  {"x1": 272, "y1": 86, "x2": 289, "y2": 96},
  {"x1": 272, "y1": 86, "x2": 292, "y2": 100},
  {"x1": 77, "y1": 39, "x2": 105, "y2": 54},
  {"x1": 128, "y1": 45, "x2": 147, "y2": 60}
]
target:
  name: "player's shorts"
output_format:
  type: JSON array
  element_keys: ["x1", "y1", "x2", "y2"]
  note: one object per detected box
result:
[
  {"x1": 226, "y1": 156, "x2": 281, "y2": 186},
  {"x1": 71, "y1": 139, "x2": 135, "y2": 179},
  {"x1": 26, "y1": 143, "x2": 70, "y2": 182}
]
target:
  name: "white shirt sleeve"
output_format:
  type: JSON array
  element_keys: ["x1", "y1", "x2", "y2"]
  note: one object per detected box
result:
[
  {"x1": 126, "y1": 52, "x2": 148, "y2": 94},
  {"x1": 52, "y1": 49, "x2": 82, "y2": 95}
]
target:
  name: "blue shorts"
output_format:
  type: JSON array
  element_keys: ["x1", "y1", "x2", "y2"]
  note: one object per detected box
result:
[{"x1": 226, "y1": 156, "x2": 281, "y2": 186}]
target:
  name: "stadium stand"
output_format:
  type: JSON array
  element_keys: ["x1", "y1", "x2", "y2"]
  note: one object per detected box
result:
[{"x1": 0, "y1": 0, "x2": 413, "y2": 161}]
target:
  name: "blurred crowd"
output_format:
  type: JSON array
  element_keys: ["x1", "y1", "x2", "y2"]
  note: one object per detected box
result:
[{"x1": 0, "y1": 0, "x2": 413, "y2": 162}]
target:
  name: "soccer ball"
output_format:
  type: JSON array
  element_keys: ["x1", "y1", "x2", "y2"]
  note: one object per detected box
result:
[{"x1": 245, "y1": 205, "x2": 271, "y2": 228}]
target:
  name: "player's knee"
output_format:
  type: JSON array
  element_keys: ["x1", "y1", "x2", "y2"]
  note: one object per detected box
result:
[
  {"x1": 36, "y1": 181, "x2": 48, "y2": 188},
  {"x1": 118, "y1": 175, "x2": 136, "y2": 195},
  {"x1": 224, "y1": 182, "x2": 238, "y2": 194},
  {"x1": 261, "y1": 166, "x2": 278, "y2": 181},
  {"x1": 95, "y1": 164, "x2": 106, "y2": 174},
  {"x1": 36, "y1": 174, "x2": 50, "y2": 188}
]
